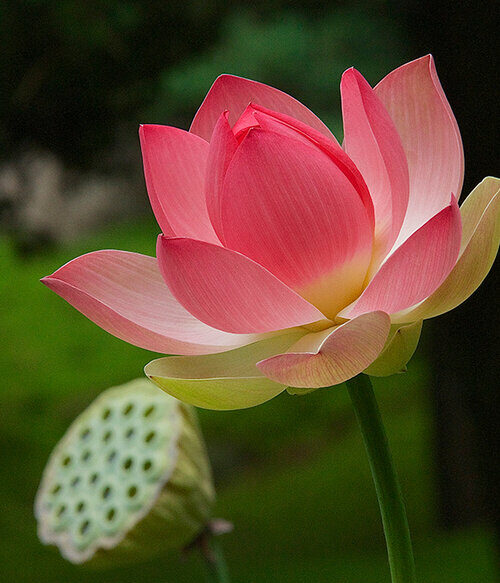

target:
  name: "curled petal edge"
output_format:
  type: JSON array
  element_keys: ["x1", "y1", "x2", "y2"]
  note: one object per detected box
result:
[{"x1": 257, "y1": 311, "x2": 391, "y2": 388}]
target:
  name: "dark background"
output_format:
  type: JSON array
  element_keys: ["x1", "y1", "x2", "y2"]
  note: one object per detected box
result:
[{"x1": 1, "y1": 1, "x2": 498, "y2": 581}]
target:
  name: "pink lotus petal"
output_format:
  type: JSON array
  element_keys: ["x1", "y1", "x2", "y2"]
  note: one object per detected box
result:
[
  {"x1": 204, "y1": 112, "x2": 239, "y2": 242},
  {"x1": 156, "y1": 236, "x2": 325, "y2": 334},
  {"x1": 139, "y1": 125, "x2": 219, "y2": 243},
  {"x1": 250, "y1": 104, "x2": 375, "y2": 227},
  {"x1": 341, "y1": 68, "x2": 409, "y2": 266},
  {"x1": 393, "y1": 177, "x2": 500, "y2": 322},
  {"x1": 219, "y1": 127, "x2": 373, "y2": 318},
  {"x1": 41, "y1": 250, "x2": 260, "y2": 355},
  {"x1": 257, "y1": 311, "x2": 391, "y2": 388},
  {"x1": 375, "y1": 55, "x2": 464, "y2": 243},
  {"x1": 341, "y1": 196, "x2": 462, "y2": 318},
  {"x1": 190, "y1": 74, "x2": 334, "y2": 142}
]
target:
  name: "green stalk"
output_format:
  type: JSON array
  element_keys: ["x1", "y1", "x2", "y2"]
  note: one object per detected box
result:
[
  {"x1": 202, "y1": 535, "x2": 231, "y2": 583},
  {"x1": 345, "y1": 374, "x2": 417, "y2": 583}
]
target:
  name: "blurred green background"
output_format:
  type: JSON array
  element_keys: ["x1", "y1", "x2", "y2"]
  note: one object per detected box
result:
[{"x1": 1, "y1": 1, "x2": 498, "y2": 582}]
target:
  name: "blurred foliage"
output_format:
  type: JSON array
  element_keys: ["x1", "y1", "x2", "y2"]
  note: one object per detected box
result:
[
  {"x1": 1, "y1": 2, "x2": 406, "y2": 166},
  {"x1": 0, "y1": 0, "x2": 218, "y2": 165}
]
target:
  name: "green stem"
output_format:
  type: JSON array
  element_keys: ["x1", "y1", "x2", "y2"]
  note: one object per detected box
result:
[
  {"x1": 345, "y1": 374, "x2": 417, "y2": 583},
  {"x1": 202, "y1": 535, "x2": 231, "y2": 583}
]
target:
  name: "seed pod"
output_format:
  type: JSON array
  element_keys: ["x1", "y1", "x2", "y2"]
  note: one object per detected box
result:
[{"x1": 35, "y1": 378, "x2": 215, "y2": 565}]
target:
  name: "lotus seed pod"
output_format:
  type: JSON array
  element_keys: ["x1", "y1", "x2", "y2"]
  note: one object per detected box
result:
[{"x1": 35, "y1": 378, "x2": 215, "y2": 565}]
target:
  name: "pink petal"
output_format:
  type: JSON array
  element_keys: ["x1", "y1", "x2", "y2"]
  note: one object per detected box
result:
[
  {"x1": 219, "y1": 127, "x2": 373, "y2": 318},
  {"x1": 139, "y1": 125, "x2": 219, "y2": 243},
  {"x1": 257, "y1": 312, "x2": 391, "y2": 388},
  {"x1": 204, "y1": 112, "x2": 239, "y2": 241},
  {"x1": 41, "y1": 250, "x2": 260, "y2": 355},
  {"x1": 341, "y1": 196, "x2": 462, "y2": 318},
  {"x1": 250, "y1": 104, "x2": 375, "y2": 227},
  {"x1": 341, "y1": 68, "x2": 409, "y2": 265},
  {"x1": 393, "y1": 177, "x2": 500, "y2": 322},
  {"x1": 190, "y1": 74, "x2": 334, "y2": 142},
  {"x1": 375, "y1": 55, "x2": 464, "y2": 243},
  {"x1": 156, "y1": 236, "x2": 325, "y2": 334}
]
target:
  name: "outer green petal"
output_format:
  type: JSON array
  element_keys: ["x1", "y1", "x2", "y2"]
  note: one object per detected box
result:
[
  {"x1": 365, "y1": 321, "x2": 423, "y2": 377},
  {"x1": 144, "y1": 332, "x2": 303, "y2": 410},
  {"x1": 392, "y1": 177, "x2": 500, "y2": 323},
  {"x1": 459, "y1": 177, "x2": 500, "y2": 247},
  {"x1": 286, "y1": 386, "x2": 319, "y2": 396}
]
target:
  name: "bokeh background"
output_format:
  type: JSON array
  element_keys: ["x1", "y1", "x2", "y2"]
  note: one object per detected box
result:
[{"x1": 1, "y1": 1, "x2": 498, "y2": 581}]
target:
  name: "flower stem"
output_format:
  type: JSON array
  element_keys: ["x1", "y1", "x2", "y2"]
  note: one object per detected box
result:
[
  {"x1": 345, "y1": 374, "x2": 417, "y2": 583},
  {"x1": 202, "y1": 535, "x2": 231, "y2": 583}
]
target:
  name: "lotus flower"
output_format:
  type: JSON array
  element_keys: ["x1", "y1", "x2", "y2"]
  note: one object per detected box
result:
[{"x1": 42, "y1": 56, "x2": 499, "y2": 410}]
